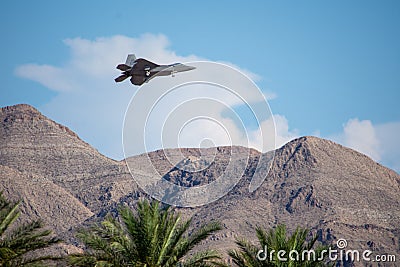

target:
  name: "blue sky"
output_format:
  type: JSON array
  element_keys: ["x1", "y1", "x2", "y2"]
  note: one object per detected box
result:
[{"x1": 1, "y1": 1, "x2": 399, "y2": 172}]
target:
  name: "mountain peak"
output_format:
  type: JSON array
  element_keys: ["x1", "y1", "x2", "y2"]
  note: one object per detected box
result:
[
  {"x1": 273, "y1": 136, "x2": 319, "y2": 170},
  {"x1": 280, "y1": 135, "x2": 338, "y2": 152},
  {"x1": 274, "y1": 135, "x2": 399, "y2": 183},
  {"x1": 1, "y1": 103, "x2": 43, "y2": 119},
  {"x1": 0, "y1": 103, "x2": 119, "y2": 184},
  {"x1": 2, "y1": 103, "x2": 39, "y2": 111},
  {"x1": 1, "y1": 103, "x2": 79, "y2": 139}
]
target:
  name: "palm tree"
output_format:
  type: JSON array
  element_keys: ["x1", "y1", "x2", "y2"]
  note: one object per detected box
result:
[
  {"x1": 0, "y1": 192, "x2": 60, "y2": 266},
  {"x1": 228, "y1": 224, "x2": 331, "y2": 267},
  {"x1": 70, "y1": 200, "x2": 226, "y2": 267}
]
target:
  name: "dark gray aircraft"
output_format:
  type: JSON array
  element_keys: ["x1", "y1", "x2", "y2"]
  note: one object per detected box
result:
[{"x1": 115, "y1": 54, "x2": 196, "y2": 86}]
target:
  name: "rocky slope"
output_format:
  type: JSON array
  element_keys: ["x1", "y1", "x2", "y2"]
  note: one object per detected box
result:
[
  {"x1": 1, "y1": 104, "x2": 399, "y2": 265},
  {"x1": 0, "y1": 164, "x2": 93, "y2": 234},
  {"x1": 0, "y1": 104, "x2": 138, "y2": 218},
  {"x1": 184, "y1": 137, "x2": 400, "y2": 257}
]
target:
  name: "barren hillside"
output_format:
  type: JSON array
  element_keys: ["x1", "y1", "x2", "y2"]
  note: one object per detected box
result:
[{"x1": 1, "y1": 104, "x2": 399, "y2": 265}]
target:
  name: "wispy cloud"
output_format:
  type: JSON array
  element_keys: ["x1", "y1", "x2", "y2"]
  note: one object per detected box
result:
[{"x1": 17, "y1": 34, "x2": 397, "y2": 173}]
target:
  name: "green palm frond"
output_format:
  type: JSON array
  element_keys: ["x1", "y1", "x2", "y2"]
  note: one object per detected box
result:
[
  {"x1": 229, "y1": 224, "x2": 332, "y2": 267},
  {"x1": 0, "y1": 192, "x2": 61, "y2": 267},
  {"x1": 228, "y1": 238, "x2": 262, "y2": 267},
  {"x1": 71, "y1": 199, "x2": 225, "y2": 267},
  {"x1": 181, "y1": 250, "x2": 227, "y2": 267},
  {"x1": 0, "y1": 201, "x2": 20, "y2": 237}
]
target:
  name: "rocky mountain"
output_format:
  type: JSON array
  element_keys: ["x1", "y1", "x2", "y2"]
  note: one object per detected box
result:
[
  {"x1": 0, "y1": 104, "x2": 399, "y2": 265},
  {"x1": 0, "y1": 104, "x2": 139, "y2": 217},
  {"x1": 185, "y1": 136, "x2": 400, "y2": 257}
]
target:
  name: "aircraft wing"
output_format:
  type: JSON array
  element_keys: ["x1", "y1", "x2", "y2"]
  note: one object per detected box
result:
[
  {"x1": 134, "y1": 58, "x2": 159, "y2": 70},
  {"x1": 125, "y1": 54, "x2": 137, "y2": 67}
]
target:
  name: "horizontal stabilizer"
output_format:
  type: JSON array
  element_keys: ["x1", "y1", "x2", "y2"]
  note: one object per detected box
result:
[
  {"x1": 116, "y1": 64, "x2": 131, "y2": 71},
  {"x1": 115, "y1": 75, "x2": 129, "y2": 83}
]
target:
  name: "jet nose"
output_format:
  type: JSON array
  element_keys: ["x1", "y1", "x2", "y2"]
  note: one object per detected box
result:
[
  {"x1": 186, "y1": 65, "x2": 196, "y2": 71},
  {"x1": 176, "y1": 63, "x2": 196, "y2": 72}
]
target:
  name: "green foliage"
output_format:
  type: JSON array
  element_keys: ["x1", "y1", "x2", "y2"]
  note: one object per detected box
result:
[
  {"x1": 0, "y1": 192, "x2": 60, "y2": 267},
  {"x1": 228, "y1": 224, "x2": 332, "y2": 267},
  {"x1": 70, "y1": 199, "x2": 225, "y2": 267}
]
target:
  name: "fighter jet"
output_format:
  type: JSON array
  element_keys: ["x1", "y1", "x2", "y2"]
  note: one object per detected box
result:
[{"x1": 115, "y1": 54, "x2": 196, "y2": 86}]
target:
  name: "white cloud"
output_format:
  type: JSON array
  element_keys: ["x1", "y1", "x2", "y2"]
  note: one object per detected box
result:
[
  {"x1": 330, "y1": 118, "x2": 400, "y2": 172},
  {"x1": 273, "y1": 114, "x2": 300, "y2": 148},
  {"x1": 15, "y1": 64, "x2": 78, "y2": 92},
  {"x1": 343, "y1": 118, "x2": 381, "y2": 161},
  {"x1": 248, "y1": 114, "x2": 299, "y2": 151},
  {"x1": 15, "y1": 34, "x2": 284, "y2": 160}
]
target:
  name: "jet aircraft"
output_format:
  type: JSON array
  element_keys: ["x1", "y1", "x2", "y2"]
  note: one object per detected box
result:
[{"x1": 115, "y1": 54, "x2": 196, "y2": 86}]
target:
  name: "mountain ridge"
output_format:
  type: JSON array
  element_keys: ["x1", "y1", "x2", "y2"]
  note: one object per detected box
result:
[{"x1": 1, "y1": 104, "x2": 399, "y2": 265}]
